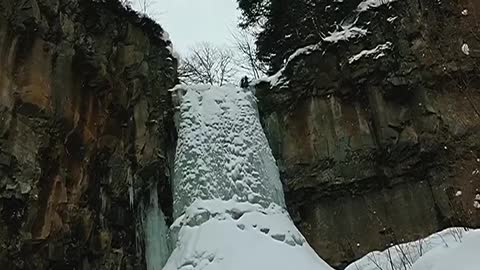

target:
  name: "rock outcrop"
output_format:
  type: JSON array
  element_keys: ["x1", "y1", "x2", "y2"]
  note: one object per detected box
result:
[
  {"x1": 2, "y1": 0, "x2": 480, "y2": 269},
  {"x1": 256, "y1": 0, "x2": 480, "y2": 267},
  {"x1": 0, "y1": 0, "x2": 176, "y2": 269}
]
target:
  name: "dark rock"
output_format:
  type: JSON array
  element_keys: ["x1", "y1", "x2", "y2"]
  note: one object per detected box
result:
[
  {"x1": 0, "y1": 0, "x2": 177, "y2": 269},
  {"x1": 255, "y1": 0, "x2": 480, "y2": 267}
]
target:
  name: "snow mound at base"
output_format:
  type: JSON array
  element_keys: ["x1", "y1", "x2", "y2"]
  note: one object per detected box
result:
[
  {"x1": 346, "y1": 228, "x2": 480, "y2": 270},
  {"x1": 163, "y1": 199, "x2": 333, "y2": 270}
]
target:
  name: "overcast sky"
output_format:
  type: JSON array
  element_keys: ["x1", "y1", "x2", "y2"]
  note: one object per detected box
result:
[{"x1": 135, "y1": 0, "x2": 241, "y2": 57}]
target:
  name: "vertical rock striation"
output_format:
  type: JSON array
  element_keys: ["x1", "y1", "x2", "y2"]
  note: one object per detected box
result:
[
  {"x1": 0, "y1": 0, "x2": 177, "y2": 269},
  {"x1": 255, "y1": 0, "x2": 480, "y2": 267}
]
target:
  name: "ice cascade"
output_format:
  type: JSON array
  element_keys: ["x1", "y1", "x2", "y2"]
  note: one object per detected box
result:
[{"x1": 161, "y1": 84, "x2": 333, "y2": 270}]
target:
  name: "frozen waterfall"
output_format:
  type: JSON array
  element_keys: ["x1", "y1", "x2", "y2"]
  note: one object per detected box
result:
[
  {"x1": 159, "y1": 84, "x2": 333, "y2": 270},
  {"x1": 171, "y1": 84, "x2": 285, "y2": 218},
  {"x1": 143, "y1": 184, "x2": 171, "y2": 270}
]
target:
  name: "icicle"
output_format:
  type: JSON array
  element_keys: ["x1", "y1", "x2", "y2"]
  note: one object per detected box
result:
[
  {"x1": 144, "y1": 185, "x2": 171, "y2": 270},
  {"x1": 127, "y1": 168, "x2": 134, "y2": 208}
]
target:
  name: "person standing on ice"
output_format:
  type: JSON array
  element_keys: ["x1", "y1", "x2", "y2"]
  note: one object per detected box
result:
[{"x1": 240, "y1": 76, "x2": 250, "y2": 88}]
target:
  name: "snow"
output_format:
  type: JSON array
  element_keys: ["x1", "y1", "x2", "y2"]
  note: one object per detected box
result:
[
  {"x1": 257, "y1": 20, "x2": 369, "y2": 87},
  {"x1": 357, "y1": 0, "x2": 399, "y2": 12},
  {"x1": 411, "y1": 229, "x2": 480, "y2": 270},
  {"x1": 161, "y1": 30, "x2": 171, "y2": 43},
  {"x1": 286, "y1": 44, "x2": 321, "y2": 63},
  {"x1": 164, "y1": 84, "x2": 334, "y2": 270},
  {"x1": 168, "y1": 45, "x2": 181, "y2": 61},
  {"x1": 474, "y1": 201, "x2": 480, "y2": 209},
  {"x1": 462, "y1": 43, "x2": 470, "y2": 55},
  {"x1": 323, "y1": 23, "x2": 368, "y2": 43},
  {"x1": 387, "y1": 16, "x2": 398, "y2": 23},
  {"x1": 163, "y1": 199, "x2": 333, "y2": 270},
  {"x1": 474, "y1": 194, "x2": 480, "y2": 209},
  {"x1": 258, "y1": 69, "x2": 286, "y2": 87},
  {"x1": 348, "y1": 42, "x2": 392, "y2": 63},
  {"x1": 257, "y1": 43, "x2": 320, "y2": 87},
  {"x1": 346, "y1": 228, "x2": 480, "y2": 270},
  {"x1": 170, "y1": 85, "x2": 285, "y2": 218},
  {"x1": 170, "y1": 199, "x2": 305, "y2": 247}
]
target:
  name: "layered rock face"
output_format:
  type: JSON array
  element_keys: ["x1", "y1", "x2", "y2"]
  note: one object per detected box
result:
[
  {"x1": 0, "y1": 0, "x2": 176, "y2": 269},
  {"x1": 256, "y1": 0, "x2": 480, "y2": 267}
]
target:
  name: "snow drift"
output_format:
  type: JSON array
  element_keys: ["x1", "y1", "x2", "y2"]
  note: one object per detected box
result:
[{"x1": 346, "y1": 227, "x2": 480, "y2": 270}]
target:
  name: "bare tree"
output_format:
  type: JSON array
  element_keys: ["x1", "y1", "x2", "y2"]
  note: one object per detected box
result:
[
  {"x1": 231, "y1": 30, "x2": 268, "y2": 80},
  {"x1": 179, "y1": 42, "x2": 237, "y2": 86},
  {"x1": 137, "y1": 0, "x2": 152, "y2": 14},
  {"x1": 120, "y1": 0, "x2": 155, "y2": 15},
  {"x1": 119, "y1": 0, "x2": 132, "y2": 7}
]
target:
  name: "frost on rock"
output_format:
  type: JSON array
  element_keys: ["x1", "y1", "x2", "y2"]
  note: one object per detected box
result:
[
  {"x1": 257, "y1": 10, "x2": 375, "y2": 88},
  {"x1": 346, "y1": 228, "x2": 480, "y2": 270},
  {"x1": 165, "y1": 84, "x2": 334, "y2": 270},
  {"x1": 323, "y1": 22, "x2": 368, "y2": 43},
  {"x1": 348, "y1": 42, "x2": 392, "y2": 64},
  {"x1": 474, "y1": 201, "x2": 480, "y2": 209},
  {"x1": 474, "y1": 194, "x2": 480, "y2": 209},
  {"x1": 258, "y1": 20, "x2": 368, "y2": 87},
  {"x1": 357, "y1": 0, "x2": 399, "y2": 12},
  {"x1": 258, "y1": 69, "x2": 286, "y2": 87},
  {"x1": 286, "y1": 44, "x2": 322, "y2": 63},
  {"x1": 387, "y1": 16, "x2": 398, "y2": 23},
  {"x1": 257, "y1": 43, "x2": 321, "y2": 87},
  {"x1": 462, "y1": 43, "x2": 470, "y2": 55}
]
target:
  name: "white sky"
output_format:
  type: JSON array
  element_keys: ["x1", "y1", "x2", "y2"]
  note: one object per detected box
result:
[{"x1": 137, "y1": 0, "x2": 241, "y2": 57}]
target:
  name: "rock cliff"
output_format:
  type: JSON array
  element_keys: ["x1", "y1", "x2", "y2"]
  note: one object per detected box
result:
[
  {"x1": 1, "y1": 0, "x2": 480, "y2": 269},
  {"x1": 255, "y1": 0, "x2": 480, "y2": 267},
  {"x1": 0, "y1": 0, "x2": 176, "y2": 269}
]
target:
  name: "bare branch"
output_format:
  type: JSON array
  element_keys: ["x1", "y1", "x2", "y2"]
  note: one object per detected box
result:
[
  {"x1": 179, "y1": 42, "x2": 238, "y2": 86},
  {"x1": 231, "y1": 30, "x2": 268, "y2": 79}
]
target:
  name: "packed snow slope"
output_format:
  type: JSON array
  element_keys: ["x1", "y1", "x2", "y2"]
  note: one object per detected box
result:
[
  {"x1": 165, "y1": 84, "x2": 333, "y2": 270},
  {"x1": 346, "y1": 228, "x2": 480, "y2": 270}
]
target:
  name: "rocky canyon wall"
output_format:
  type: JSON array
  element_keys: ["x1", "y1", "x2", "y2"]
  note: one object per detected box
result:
[
  {"x1": 0, "y1": 0, "x2": 176, "y2": 269},
  {"x1": 2, "y1": 0, "x2": 480, "y2": 269},
  {"x1": 256, "y1": 0, "x2": 480, "y2": 267}
]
